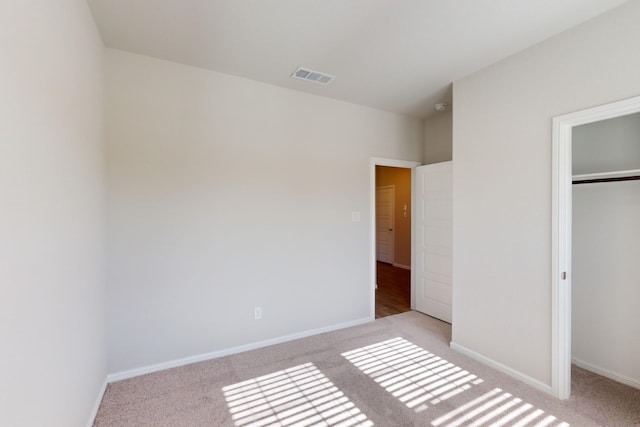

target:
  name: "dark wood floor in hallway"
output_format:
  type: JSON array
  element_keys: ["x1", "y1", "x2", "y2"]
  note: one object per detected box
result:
[{"x1": 375, "y1": 261, "x2": 411, "y2": 319}]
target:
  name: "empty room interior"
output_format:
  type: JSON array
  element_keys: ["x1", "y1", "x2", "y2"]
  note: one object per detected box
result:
[{"x1": 3, "y1": 1, "x2": 640, "y2": 426}]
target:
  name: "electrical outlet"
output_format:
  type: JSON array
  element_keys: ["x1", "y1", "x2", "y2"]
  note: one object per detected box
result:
[{"x1": 254, "y1": 306, "x2": 262, "y2": 320}]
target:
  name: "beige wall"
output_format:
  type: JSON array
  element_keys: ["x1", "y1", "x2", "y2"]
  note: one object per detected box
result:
[
  {"x1": 105, "y1": 49, "x2": 423, "y2": 373},
  {"x1": 573, "y1": 112, "x2": 640, "y2": 174},
  {"x1": 375, "y1": 166, "x2": 412, "y2": 267},
  {"x1": 424, "y1": 110, "x2": 452, "y2": 164},
  {"x1": 0, "y1": 1, "x2": 106, "y2": 425},
  {"x1": 452, "y1": 1, "x2": 640, "y2": 388}
]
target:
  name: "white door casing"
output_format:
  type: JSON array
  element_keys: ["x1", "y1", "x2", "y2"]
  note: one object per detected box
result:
[
  {"x1": 552, "y1": 94, "x2": 640, "y2": 399},
  {"x1": 376, "y1": 186, "x2": 395, "y2": 264},
  {"x1": 415, "y1": 161, "x2": 453, "y2": 323}
]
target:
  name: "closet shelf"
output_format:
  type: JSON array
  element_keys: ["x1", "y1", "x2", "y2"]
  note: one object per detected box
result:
[{"x1": 573, "y1": 168, "x2": 640, "y2": 184}]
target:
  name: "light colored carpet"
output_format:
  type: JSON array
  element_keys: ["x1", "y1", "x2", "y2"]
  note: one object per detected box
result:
[{"x1": 94, "y1": 311, "x2": 640, "y2": 426}]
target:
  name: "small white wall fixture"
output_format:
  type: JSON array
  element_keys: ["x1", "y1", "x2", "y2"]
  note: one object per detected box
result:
[
  {"x1": 370, "y1": 158, "x2": 421, "y2": 319},
  {"x1": 551, "y1": 94, "x2": 640, "y2": 399}
]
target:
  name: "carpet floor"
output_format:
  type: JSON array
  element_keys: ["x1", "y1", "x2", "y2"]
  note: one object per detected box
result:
[{"x1": 94, "y1": 311, "x2": 640, "y2": 426}]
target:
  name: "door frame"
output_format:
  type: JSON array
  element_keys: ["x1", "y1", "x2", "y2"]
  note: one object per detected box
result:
[
  {"x1": 369, "y1": 157, "x2": 421, "y2": 320},
  {"x1": 551, "y1": 94, "x2": 640, "y2": 399}
]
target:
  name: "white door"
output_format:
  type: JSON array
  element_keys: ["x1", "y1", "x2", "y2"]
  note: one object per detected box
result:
[
  {"x1": 376, "y1": 186, "x2": 395, "y2": 264},
  {"x1": 415, "y1": 162, "x2": 452, "y2": 323}
]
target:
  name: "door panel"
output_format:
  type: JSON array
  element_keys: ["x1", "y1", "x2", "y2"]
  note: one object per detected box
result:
[
  {"x1": 375, "y1": 186, "x2": 394, "y2": 263},
  {"x1": 415, "y1": 162, "x2": 452, "y2": 322}
]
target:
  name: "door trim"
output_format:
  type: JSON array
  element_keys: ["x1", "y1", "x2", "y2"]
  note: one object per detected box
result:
[
  {"x1": 551, "y1": 94, "x2": 640, "y2": 399},
  {"x1": 370, "y1": 157, "x2": 421, "y2": 320}
]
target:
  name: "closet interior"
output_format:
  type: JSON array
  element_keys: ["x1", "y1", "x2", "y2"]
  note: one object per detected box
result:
[{"x1": 571, "y1": 112, "x2": 640, "y2": 390}]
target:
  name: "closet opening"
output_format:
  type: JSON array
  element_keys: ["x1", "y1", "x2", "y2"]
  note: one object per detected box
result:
[
  {"x1": 571, "y1": 113, "x2": 640, "y2": 391},
  {"x1": 552, "y1": 95, "x2": 640, "y2": 399}
]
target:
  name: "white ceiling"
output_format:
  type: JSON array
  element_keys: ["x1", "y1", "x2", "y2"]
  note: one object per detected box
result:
[{"x1": 87, "y1": 0, "x2": 627, "y2": 118}]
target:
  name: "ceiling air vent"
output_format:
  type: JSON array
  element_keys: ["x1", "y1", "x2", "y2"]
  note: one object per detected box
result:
[{"x1": 291, "y1": 67, "x2": 335, "y2": 85}]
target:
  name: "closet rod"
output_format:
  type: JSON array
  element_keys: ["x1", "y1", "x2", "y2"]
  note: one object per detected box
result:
[{"x1": 573, "y1": 175, "x2": 640, "y2": 185}]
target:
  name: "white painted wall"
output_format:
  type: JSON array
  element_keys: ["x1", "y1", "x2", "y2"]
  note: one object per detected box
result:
[
  {"x1": 105, "y1": 49, "x2": 423, "y2": 374},
  {"x1": 572, "y1": 181, "x2": 640, "y2": 387},
  {"x1": 451, "y1": 1, "x2": 640, "y2": 387},
  {"x1": 424, "y1": 111, "x2": 453, "y2": 165},
  {"x1": 573, "y1": 113, "x2": 640, "y2": 174},
  {"x1": 0, "y1": 1, "x2": 106, "y2": 426}
]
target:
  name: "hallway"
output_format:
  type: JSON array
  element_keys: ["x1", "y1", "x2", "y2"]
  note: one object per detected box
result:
[{"x1": 375, "y1": 261, "x2": 411, "y2": 319}]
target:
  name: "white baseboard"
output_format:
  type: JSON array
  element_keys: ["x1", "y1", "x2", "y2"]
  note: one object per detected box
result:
[
  {"x1": 392, "y1": 263, "x2": 411, "y2": 270},
  {"x1": 450, "y1": 342, "x2": 552, "y2": 395},
  {"x1": 107, "y1": 317, "x2": 371, "y2": 383},
  {"x1": 572, "y1": 357, "x2": 640, "y2": 390},
  {"x1": 87, "y1": 378, "x2": 108, "y2": 427}
]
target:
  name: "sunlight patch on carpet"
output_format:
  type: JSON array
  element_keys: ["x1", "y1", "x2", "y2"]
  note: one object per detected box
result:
[
  {"x1": 342, "y1": 337, "x2": 483, "y2": 412},
  {"x1": 430, "y1": 387, "x2": 570, "y2": 427},
  {"x1": 223, "y1": 362, "x2": 373, "y2": 427},
  {"x1": 342, "y1": 337, "x2": 570, "y2": 426}
]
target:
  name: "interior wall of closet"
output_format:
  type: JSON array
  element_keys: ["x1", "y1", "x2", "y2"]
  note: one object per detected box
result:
[{"x1": 572, "y1": 112, "x2": 640, "y2": 389}]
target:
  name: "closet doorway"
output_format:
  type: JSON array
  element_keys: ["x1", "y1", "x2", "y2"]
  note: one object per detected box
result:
[
  {"x1": 552, "y1": 95, "x2": 640, "y2": 399},
  {"x1": 572, "y1": 113, "x2": 640, "y2": 393}
]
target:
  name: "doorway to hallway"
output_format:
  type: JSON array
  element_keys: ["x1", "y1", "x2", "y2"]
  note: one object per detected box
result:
[
  {"x1": 369, "y1": 157, "x2": 420, "y2": 321},
  {"x1": 375, "y1": 165, "x2": 413, "y2": 318}
]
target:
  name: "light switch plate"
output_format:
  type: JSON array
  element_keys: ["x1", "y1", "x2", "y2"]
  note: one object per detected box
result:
[{"x1": 351, "y1": 212, "x2": 361, "y2": 222}]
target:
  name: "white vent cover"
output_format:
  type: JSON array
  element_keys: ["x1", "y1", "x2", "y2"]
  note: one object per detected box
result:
[{"x1": 291, "y1": 67, "x2": 335, "y2": 85}]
